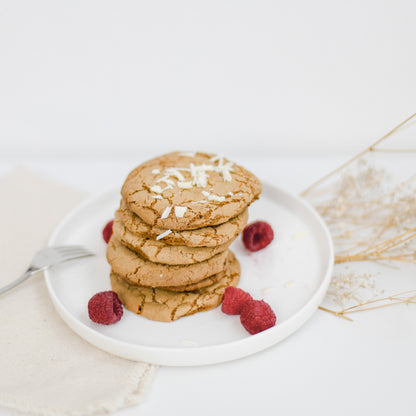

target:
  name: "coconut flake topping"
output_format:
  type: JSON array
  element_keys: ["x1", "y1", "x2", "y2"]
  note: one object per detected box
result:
[
  {"x1": 151, "y1": 185, "x2": 163, "y2": 193},
  {"x1": 174, "y1": 206, "x2": 187, "y2": 218},
  {"x1": 156, "y1": 229, "x2": 172, "y2": 240},
  {"x1": 177, "y1": 181, "x2": 193, "y2": 188},
  {"x1": 208, "y1": 194, "x2": 225, "y2": 202},
  {"x1": 161, "y1": 206, "x2": 172, "y2": 219},
  {"x1": 165, "y1": 168, "x2": 185, "y2": 181},
  {"x1": 151, "y1": 184, "x2": 173, "y2": 193},
  {"x1": 150, "y1": 153, "x2": 234, "y2": 194},
  {"x1": 157, "y1": 176, "x2": 175, "y2": 186}
]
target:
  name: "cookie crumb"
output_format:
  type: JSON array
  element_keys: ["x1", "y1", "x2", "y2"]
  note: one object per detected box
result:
[
  {"x1": 261, "y1": 287, "x2": 276, "y2": 295},
  {"x1": 180, "y1": 337, "x2": 199, "y2": 347},
  {"x1": 293, "y1": 230, "x2": 307, "y2": 240}
]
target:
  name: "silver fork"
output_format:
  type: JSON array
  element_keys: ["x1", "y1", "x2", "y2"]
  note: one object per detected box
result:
[{"x1": 0, "y1": 246, "x2": 95, "y2": 295}]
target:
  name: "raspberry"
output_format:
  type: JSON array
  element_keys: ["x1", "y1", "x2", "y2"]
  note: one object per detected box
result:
[
  {"x1": 102, "y1": 220, "x2": 114, "y2": 243},
  {"x1": 88, "y1": 291, "x2": 123, "y2": 324},
  {"x1": 242, "y1": 221, "x2": 274, "y2": 252},
  {"x1": 240, "y1": 300, "x2": 276, "y2": 335},
  {"x1": 221, "y1": 287, "x2": 253, "y2": 315}
]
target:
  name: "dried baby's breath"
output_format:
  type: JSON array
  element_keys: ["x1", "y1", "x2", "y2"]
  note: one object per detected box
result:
[
  {"x1": 302, "y1": 112, "x2": 416, "y2": 320},
  {"x1": 326, "y1": 271, "x2": 380, "y2": 308}
]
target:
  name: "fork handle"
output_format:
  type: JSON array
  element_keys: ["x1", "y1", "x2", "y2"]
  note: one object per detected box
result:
[{"x1": 0, "y1": 267, "x2": 38, "y2": 295}]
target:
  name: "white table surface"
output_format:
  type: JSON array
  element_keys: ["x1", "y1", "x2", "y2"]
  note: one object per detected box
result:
[{"x1": 1, "y1": 155, "x2": 415, "y2": 416}]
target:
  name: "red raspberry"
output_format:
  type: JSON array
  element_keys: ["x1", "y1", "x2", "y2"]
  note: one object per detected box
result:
[
  {"x1": 102, "y1": 220, "x2": 114, "y2": 243},
  {"x1": 88, "y1": 291, "x2": 123, "y2": 325},
  {"x1": 221, "y1": 287, "x2": 253, "y2": 315},
  {"x1": 240, "y1": 300, "x2": 276, "y2": 335},
  {"x1": 242, "y1": 221, "x2": 274, "y2": 252}
]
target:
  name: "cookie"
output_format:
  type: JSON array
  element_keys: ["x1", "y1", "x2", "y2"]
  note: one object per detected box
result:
[
  {"x1": 110, "y1": 251, "x2": 241, "y2": 322},
  {"x1": 161, "y1": 270, "x2": 225, "y2": 292},
  {"x1": 113, "y1": 213, "x2": 233, "y2": 265},
  {"x1": 121, "y1": 152, "x2": 261, "y2": 230},
  {"x1": 118, "y1": 199, "x2": 248, "y2": 247},
  {"x1": 106, "y1": 235, "x2": 229, "y2": 287}
]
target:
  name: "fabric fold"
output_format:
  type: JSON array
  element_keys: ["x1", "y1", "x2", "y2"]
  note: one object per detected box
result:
[{"x1": 0, "y1": 168, "x2": 156, "y2": 416}]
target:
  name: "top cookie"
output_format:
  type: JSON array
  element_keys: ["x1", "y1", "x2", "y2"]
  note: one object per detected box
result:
[{"x1": 121, "y1": 152, "x2": 262, "y2": 230}]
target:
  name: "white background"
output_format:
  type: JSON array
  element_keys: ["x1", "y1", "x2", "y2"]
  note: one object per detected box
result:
[
  {"x1": 0, "y1": 157, "x2": 415, "y2": 416},
  {"x1": 0, "y1": 0, "x2": 415, "y2": 158},
  {"x1": 1, "y1": 2, "x2": 416, "y2": 416}
]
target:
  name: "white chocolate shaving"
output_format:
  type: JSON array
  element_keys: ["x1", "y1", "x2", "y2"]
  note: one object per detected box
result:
[
  {"x1": 157, "y1": 177, "x2": 175, "y2": 186},
  {"x1": 209, "y1": 154, "x2": 233, "y2": 181},
  {"x1": 208, "y1": 194, "x2": 225, "y2": 202},
  {"x1": 156, "y1": 229, "x2": 172, "y2": 240},
  {"x1": 166, "y1": 168, "x2": 185, "y2": 181},
  {"x1": 209, "y1": 154, "x2": 224, "y2": 163},
  {"x1": 174, "y1": 206, "x2": 187, "y2": 218},
  {"x1": 201, "y1": 190, "x2": 210, "y2": 197},
  {"x1": 161, "y1": 206, "x2": 172, "y2": 219},
  {"x1": 151, "y1": 185, "x2": 163, "y2": 193},
  {"x1": 151, "y1": 184, "x2": 173, "y2": 193},
  {"x1": 152, "y1": 195, "x2": 163, "y2": 199},
  {"x1": 190, "y1": 163, "x2": 211, "y2": 187},
  {"x1": 150, "y1": 154, "x2": 234, "y2": 195},
  {"x1": 177, "y1": 181, "x2": 193, "y2": 188}
]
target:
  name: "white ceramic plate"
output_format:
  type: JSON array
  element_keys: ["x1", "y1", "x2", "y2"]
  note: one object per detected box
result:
[{"x1": 45, "y1": 183, "x2": 333, "y2": 366}]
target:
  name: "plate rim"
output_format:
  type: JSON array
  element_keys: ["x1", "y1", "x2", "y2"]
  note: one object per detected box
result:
[{"x1": 44, "y1": 182, "x2": 334, "y2": 366}]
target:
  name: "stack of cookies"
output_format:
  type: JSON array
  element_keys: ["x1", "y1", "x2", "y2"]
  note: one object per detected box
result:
[{"x1": 106, "y1": 152, "x2": 262, "y2": 322}]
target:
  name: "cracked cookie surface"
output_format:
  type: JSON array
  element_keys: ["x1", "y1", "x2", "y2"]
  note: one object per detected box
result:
[
  {"x1": 113, "y1": 213, "x2": 233, "y2": 265},
  {"x1": 110, "y1": 251, "x2": 240, "y2": 322},
  {"x1": 118, "y1": 199, "x2": 248, "y2": 247},
  {"x1": 106, "y1": 235, "x2": 229, "y2": 287},
  {"x1": 121, "y1": 152, "x2": 261, "y2": 230}
]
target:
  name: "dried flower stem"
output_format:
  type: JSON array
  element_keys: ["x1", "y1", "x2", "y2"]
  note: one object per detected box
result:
[
  {"x1": 301, "y1": 112, "x2": 416, "y2": 197},
  {"x1": 334, "y1": 227, "x2": 416, "y2": 264},
  {"x1": 371, "y1": 149, "x2": 416, "y2": 153},
  {"x1": 318, "y1": 306, "x2": 354, "y2": 321},
  {"x1": 302, "y1": 113, "x2": 416, "y2": 320},
  {"x1": 319, "y1": 290, "x2": 416, "y2": 320}
]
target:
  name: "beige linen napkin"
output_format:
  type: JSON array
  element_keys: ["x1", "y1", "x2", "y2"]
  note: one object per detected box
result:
[{"x1": 0, "y1": 168, "x2": 156, "y2": 416}]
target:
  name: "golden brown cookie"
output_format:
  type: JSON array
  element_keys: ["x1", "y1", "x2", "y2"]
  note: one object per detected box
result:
[
  {"x1": 118, "y1": 199, "x2": 248, "y2": 247},
  {"x1": 161, "y1": 270, "x2": 225, "y2": 291},
  {"x1": 106, "y1": 235, "x2": 229, "y2": 287},
  {"x1": 121, "y1": 152, "x2": 261, "y2": 230},
  {"x1": 113, "y1": 213, "x2": 233, "y2": 265},
  {"x1": 110, "y1": 251, "x2": 241, "y2": 322}
]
